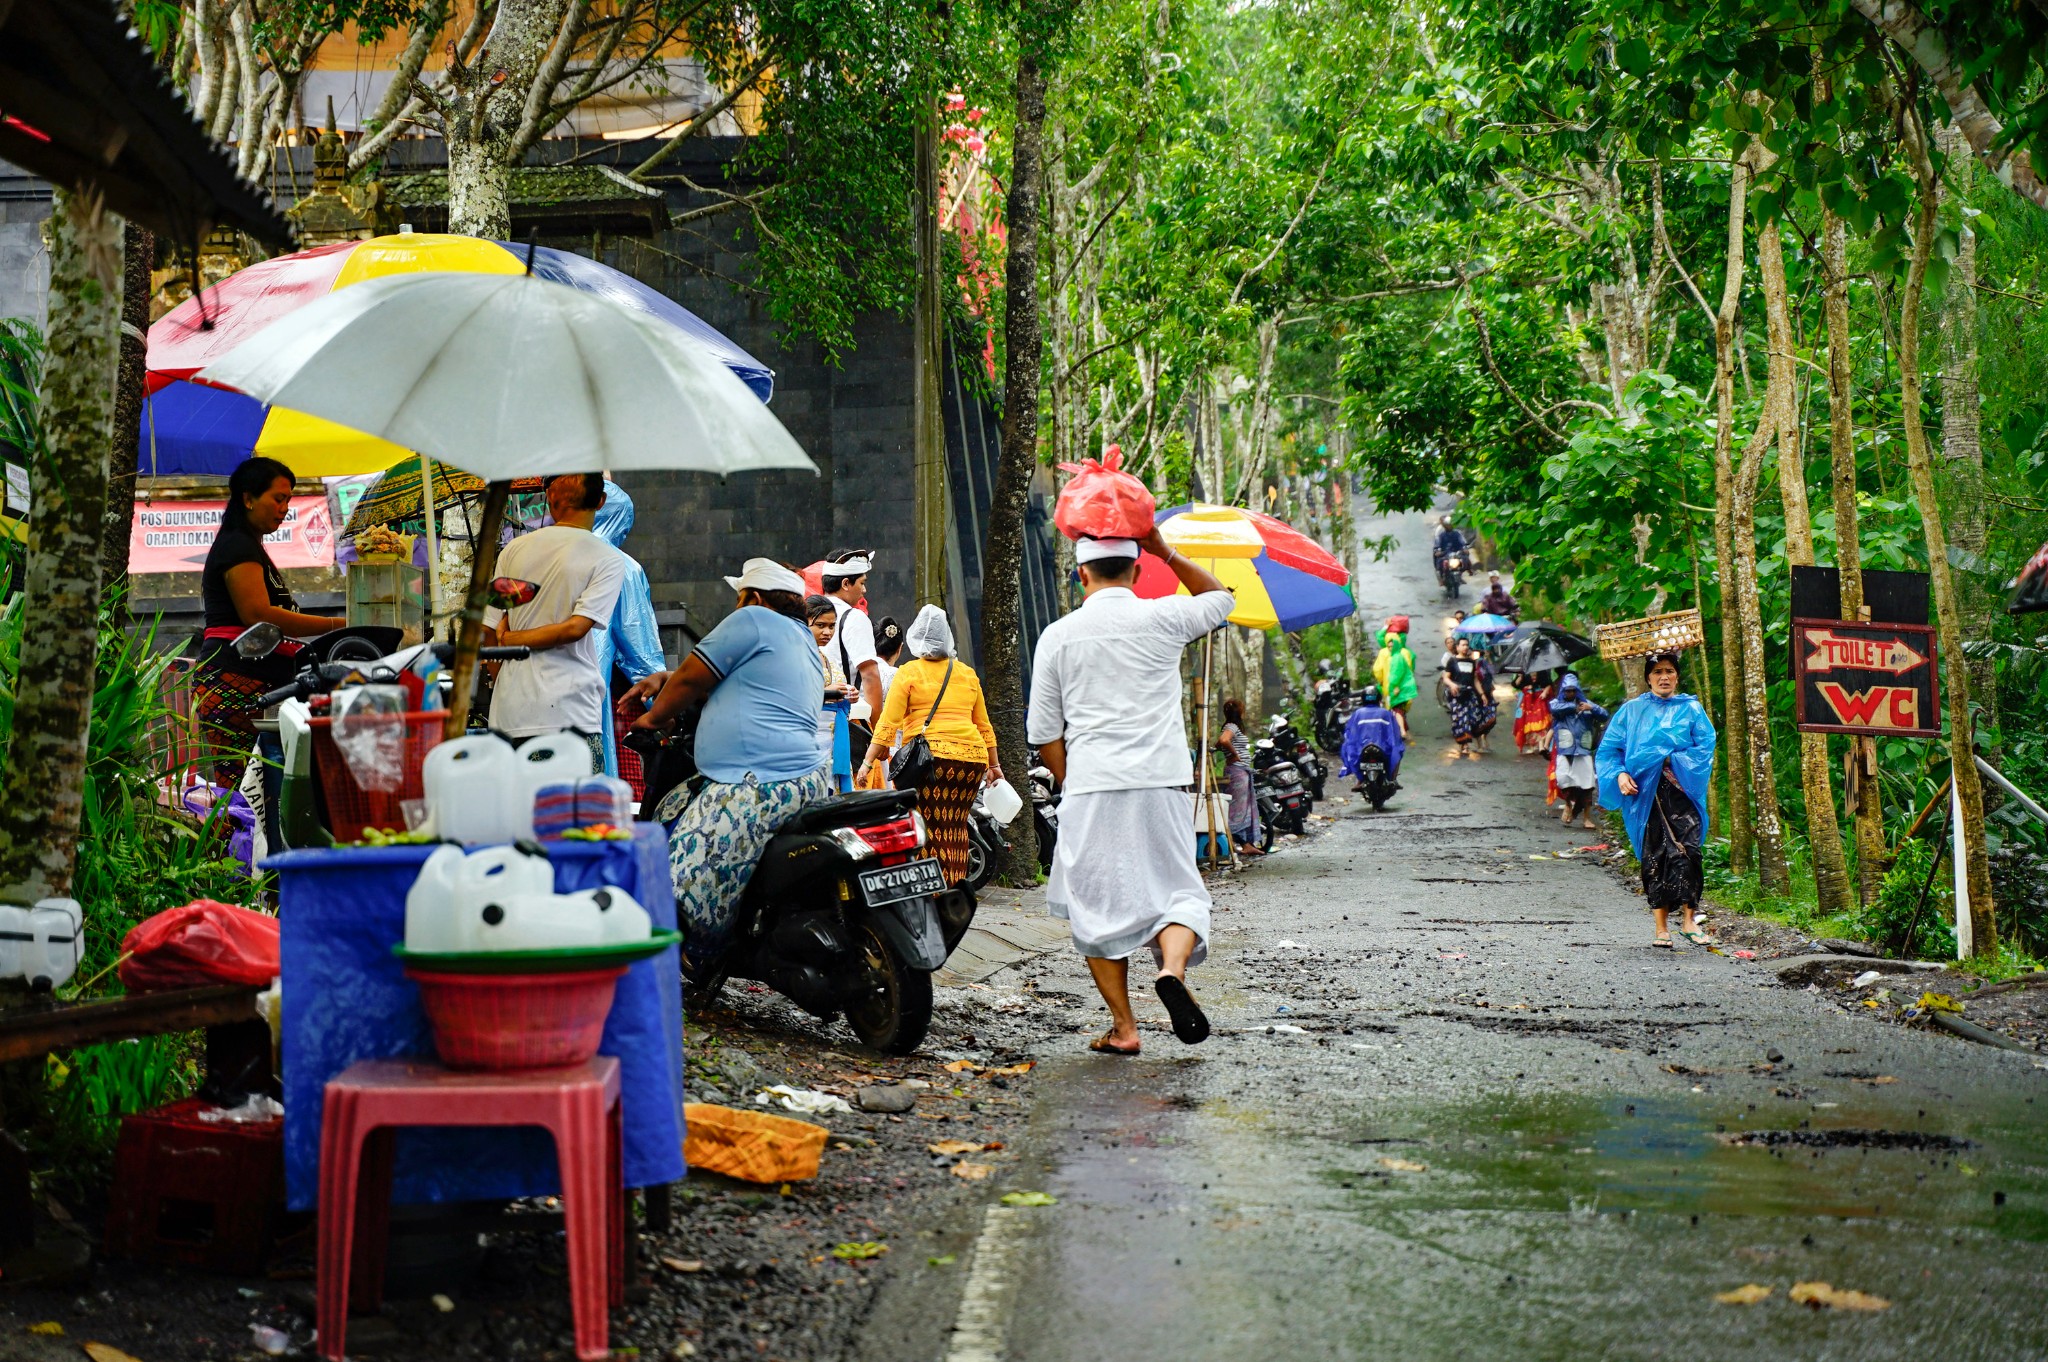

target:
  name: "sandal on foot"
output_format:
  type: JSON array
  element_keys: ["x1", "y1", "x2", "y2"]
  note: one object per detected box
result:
[
  {"x1": 1154, "y1": 973, "x2": 1211, "y2": 1045},
  {"x1": 1089, "y1": 1032, "x2": 1141, "y2": 1056},
  {"x1": 1652, "y1": 934, "x2": 1674, "y2": 949},
  {"x1": 1679, "y1": 928, "x2": 1718, "y2": 948}
]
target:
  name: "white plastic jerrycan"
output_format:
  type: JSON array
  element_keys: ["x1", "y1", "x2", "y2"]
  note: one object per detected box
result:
[
  {"x1": 406, "y1": 843, "x2": 556, "y2": 953},
  {"x1": 505, "y1": 732, "x2": 596, "y2": 839},
  {"x1": 472, "y1": 892, "x2": 608, "y2": 951},
  {"x1": 560, "y1": 884, "x2": 651, "y2": 944},
  {"x1": 0, "y1": 898, "x2": 83, "y2": 991},
  {"x1": 422, "y1": 733, "x2": 520, "y2": 844}
]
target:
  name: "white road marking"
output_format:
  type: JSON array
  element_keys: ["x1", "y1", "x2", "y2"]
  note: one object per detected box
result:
[{"x1": 943, "y1": 1204, "x2": 1031, "y2": 1362}]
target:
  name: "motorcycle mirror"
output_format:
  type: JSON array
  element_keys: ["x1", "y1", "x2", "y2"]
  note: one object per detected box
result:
[{"x1": 232, "y1": 622, "x2": 283, "y2": 659}]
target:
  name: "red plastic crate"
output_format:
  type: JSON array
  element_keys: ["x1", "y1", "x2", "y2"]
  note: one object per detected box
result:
[
  {"x1": 309, "y1": 711, "x2": 446, "y2": 842},
  {"x1": 105, "y1": 1097, "x2": 284, "y2": 1274}
]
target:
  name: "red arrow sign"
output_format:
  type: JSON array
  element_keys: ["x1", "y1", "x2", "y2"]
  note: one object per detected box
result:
[{"x1": 1801, "y1": 627, "x2": 1927, "y2": 676}]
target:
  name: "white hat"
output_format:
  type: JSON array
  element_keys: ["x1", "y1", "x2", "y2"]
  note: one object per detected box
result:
[
  {"x1": 724, "y1": 557, "x2": 807, "y2": 595},
  {"x1": 1074, "y1": 537, "x2": 1139, "y2": 564},
  {"x1": 826, "y1": 554, "x2": 873, "y2": 576}
]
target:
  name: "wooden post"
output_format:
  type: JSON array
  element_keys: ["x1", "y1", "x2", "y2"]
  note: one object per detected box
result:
[{"x1": 443, "y1": 480, "x2": 511, "y2": 739}]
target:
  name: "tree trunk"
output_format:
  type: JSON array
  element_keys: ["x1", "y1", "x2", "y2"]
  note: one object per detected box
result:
[
  {"x1": 1822, "y1": 201, "x2": 1885, "y2": 905},
  {"x1": 443, "y1": 0, "x2": 569, "y2": 240},
  {"x1": 101, "y1": 221, "x2": 152, "y2": 628},
  {"x1": 1936, "y1": 123, "x2": 1996, "y2": 749},
  {"x1": 982, "y1": 52, "x2": 1048, "y2": 885},
  {"x1": 1757, "y1": 224, "x2": 1852, "y2": 914},
  {"x1": 1904, "y1": 122, "x2": 1996, "y2": 955},
  {"x1": 1712, "y1": 153, "x2": 1754, "y2": 874},
  {"x1": 1730, "y1": 415, "x2": 1790, "y2": 893},
  {"x1": 0, "y1": 191, "x2": 122, "y2": 904}
]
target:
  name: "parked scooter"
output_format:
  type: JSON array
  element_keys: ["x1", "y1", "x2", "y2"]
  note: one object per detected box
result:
[
  {"x1": 1269, "y1": 715, "x2": 1327, "y2": 802},
  {"x1": 1312, "y1": 681, "x2": 1359, "y2": 755},
  {"x1": 624, "y1": 723, "x2": 974, "y2": 1055},
  {"x1": 1028, "y1": 762, "x2": 1059, "y2": 872},
  {"x1": 965, "y1": 802, "x2": 1005, "y2": 891},
  {"x1": 1251, "y1": 738, "x2": 1310, "y2": 836}
]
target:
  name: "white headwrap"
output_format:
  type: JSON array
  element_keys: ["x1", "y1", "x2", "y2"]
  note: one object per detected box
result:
[
  {"x1": 1074, "y1": 537, "x2": 1139, "y2": 564},
  {"x1": 905, "y1": 604, "x2": 956, "y2": 659}
]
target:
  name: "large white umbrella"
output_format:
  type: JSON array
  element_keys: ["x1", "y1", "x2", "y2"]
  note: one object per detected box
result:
[
  {"x1": 198, "y1": 268, "x2": 819, "y2": 734},
  {"x1": 198, "y1": 270, "x2": 815, "y2": 479}
]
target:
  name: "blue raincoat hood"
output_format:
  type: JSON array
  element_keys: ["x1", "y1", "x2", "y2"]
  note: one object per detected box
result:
[{"x1": 1595, "y1": 690, "x2": 1716, "y2": 856}]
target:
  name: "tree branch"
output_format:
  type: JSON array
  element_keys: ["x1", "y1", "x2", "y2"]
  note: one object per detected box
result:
[
  {"x1": 627, "y1": 52, "x2": 774, "y2": 181},
  {"x1": 1230, "y1": 150, "x2": 1334, "y2": 306},
  {"x1": 1468, "y1": 302, "x2": 1568, "y2": 444}
]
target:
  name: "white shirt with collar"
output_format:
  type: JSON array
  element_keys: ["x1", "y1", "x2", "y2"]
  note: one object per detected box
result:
[{"x1": 1027, "y1": 585, "x2": 1236, "y2": 797}]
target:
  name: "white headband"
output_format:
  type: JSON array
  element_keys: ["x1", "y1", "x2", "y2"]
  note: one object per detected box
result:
[
  {"x1": 724, "y1": 557, "x2": 807, "y2": 596},
  {"x1": 827, "y1": 555, "x2": 873, "y2": 576},
  {"x1": 1075, "y1": 537, "x2": 1139, "y2": 564}
]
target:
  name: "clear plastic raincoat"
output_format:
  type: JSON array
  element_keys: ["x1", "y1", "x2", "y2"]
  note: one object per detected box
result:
[{"x1": 1594, "y1": 690, "x2": 1716, "y2": 857}]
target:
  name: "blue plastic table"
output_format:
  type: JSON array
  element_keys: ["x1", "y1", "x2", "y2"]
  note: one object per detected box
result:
[{"x1": 265, "y1": 824, "x2": 684, "y2": 1212}]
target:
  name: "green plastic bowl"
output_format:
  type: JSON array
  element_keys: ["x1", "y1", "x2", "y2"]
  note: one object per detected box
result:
[{"x1": 392, "y1": 929, "x2": 683, "y2": 975}]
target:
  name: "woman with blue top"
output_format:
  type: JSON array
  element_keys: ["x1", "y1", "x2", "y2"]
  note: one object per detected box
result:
[
  {"x1": 621, "y1": 558, "x2": 830, "y2": 977},
  {"x1": 1596, "y1": 651, "x2": 1716, "y2": 950}
]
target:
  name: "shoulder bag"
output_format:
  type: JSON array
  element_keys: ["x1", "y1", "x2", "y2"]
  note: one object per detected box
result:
[{"x1": 888, "y1": 660, "x2": 954, "y2": 788}]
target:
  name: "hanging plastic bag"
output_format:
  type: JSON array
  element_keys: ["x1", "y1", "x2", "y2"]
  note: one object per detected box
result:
[
  {"x1": 119, "y1": 900, "x2": 280, "y2": 991},
  {"x1": 1054, "y1": 445, "x2": 1156, "y2": 542},
  {"x1": 330, "y1": 683, "x2": 410, "y2": 793}
]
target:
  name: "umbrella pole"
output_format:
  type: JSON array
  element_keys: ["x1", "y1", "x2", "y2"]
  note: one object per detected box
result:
[
  {"x1": 1198, "y1": 628, "x2": 1225, "y2": 869},
  {"x1": 419, "y1": 450, "x2": 442, "y2": 642},
  {"x1": 444, "y1": 479, "x2": 512, "y2": 740}
]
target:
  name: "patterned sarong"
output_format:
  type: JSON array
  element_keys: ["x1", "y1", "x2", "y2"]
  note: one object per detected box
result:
[{"x1": 658, "y1": 767, "x2": 831, "y2": 974}]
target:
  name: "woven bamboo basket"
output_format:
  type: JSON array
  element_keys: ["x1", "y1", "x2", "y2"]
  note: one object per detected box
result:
[{"x1": 1596, "y1": 608, "x2": 1704, "y2": 660}]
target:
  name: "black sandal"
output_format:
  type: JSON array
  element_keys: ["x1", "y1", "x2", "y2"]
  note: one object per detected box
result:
[{"x1": 1154, "y1": 974, "x2": 1211, "y2": 1045}]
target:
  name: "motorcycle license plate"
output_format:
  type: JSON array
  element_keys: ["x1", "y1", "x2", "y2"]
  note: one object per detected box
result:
[
  {"x1": 1364, "y1": 763, "x2": 1385, "y2": 776},
  {"x1": 859, "y1": 858, "x2": 947, "y2": 906}
]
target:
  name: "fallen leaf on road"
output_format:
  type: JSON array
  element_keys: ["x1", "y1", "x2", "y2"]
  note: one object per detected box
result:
[
  {"x1": 1378, "y1": 1157, "x2": 1428, "y2": 1172},
  {"x1": 1714, "y1": 1284, "x2": 1773, "y2": 1305},
  {"x1": 1862, "y1": 999, "x2": 1881, "y2": 1008},
  {"x1": 988, "y1": 1062, "x2": 1034, "y2": 1077},
  {"x1": 83, "y1": 1346, "x2": 145, "y2": 1362},
  {"x1": 660, "y1": 1257, "x2": 704, "y2": 1273},
  {"x1": 1001, "y1": 1191, "x2": 1057, "y2": 1206},
  {"x1": 832, "y1": 1241, "x2": 889, "y2": 1260},
  {"x1": 943, "y1": 1060, "x2": 980, "y2": 1073},
  {"x1": 928, "y1": 1254, "x2": 957, "y2": 1266},
  {"x1": 1789, "y1": 1281, "x2": 1890, "y2": 1311},
  {"x1": 1917, "y1": 992, "x2": 1963, "y2": 1013},
  {"x1": 28, "y1": 1322, "x2": 63, "y2": 1337},
  {"x1": 929, "y1": 1140, "x2": 986, "y2": 1156},
  {"x1": 953, "y1": 1162, "x2": 995, "y2": 1180}
]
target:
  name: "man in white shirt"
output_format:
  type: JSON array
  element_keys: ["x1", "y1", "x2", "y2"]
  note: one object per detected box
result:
[
  {"x1": 821, "y1": 549, "x2": 883, "y2": 763},
  {"x1": 482, "y1": 473, "x2": 629, "y2": 771},
  {"x1": 1027, "y1": 529, "x2": 1233, "y2": 1054}
]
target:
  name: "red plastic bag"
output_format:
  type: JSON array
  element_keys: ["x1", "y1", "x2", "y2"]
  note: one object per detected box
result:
[
  {"x1": 119, "y1": 900, "x2": 280, "y2": 991},
  {"x1": 1054, "y1": 445, "x2": 1156, "y2": 541}
]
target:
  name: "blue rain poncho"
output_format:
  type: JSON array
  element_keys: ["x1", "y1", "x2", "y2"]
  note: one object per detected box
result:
[
  {"x1": 1595, "y1": 690, "x2": 1716, "y2": 857},
  {"x1": 1339, "y1": 705, "x2": 1405, "y2": 778},
  {"x1": 592, "y1": 479, "x2": 665, "y2": 777}
]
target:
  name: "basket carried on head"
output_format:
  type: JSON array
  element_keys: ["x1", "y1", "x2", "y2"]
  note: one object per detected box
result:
[{"x1": 1596, "y1": 608, "x2": 1704, "y2": 660}]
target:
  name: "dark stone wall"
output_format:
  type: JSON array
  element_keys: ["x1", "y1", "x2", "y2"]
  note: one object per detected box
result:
[{"x1": 548, "y1": 144, "x2": 922, "y2": 638}]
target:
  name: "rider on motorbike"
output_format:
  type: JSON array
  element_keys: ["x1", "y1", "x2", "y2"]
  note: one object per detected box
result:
[
  {"x1": 1431, "y1": 517, "x2": 1466, "y2": 568},
  {"x1": 1339, "y1": 684, "x2": 1406, "y2": 791}
]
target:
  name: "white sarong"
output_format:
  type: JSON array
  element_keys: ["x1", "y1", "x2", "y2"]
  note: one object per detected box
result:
[
  {"x1": 1047, "y1": 787, "x2": 1210, "y2": 967},
  {"x1": 1554, "y1": 753, "x2": 1596, "y2": 789}
]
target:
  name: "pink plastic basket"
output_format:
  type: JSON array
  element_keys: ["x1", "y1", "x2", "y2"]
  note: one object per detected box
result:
[{"x1": 405, "y1": 967, "x2": 626, "y2": 1070}]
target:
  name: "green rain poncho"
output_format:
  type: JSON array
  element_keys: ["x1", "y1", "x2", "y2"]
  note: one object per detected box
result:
[{"x1": 1372, "y1": 630, "x2": 1419, "y2": 707}]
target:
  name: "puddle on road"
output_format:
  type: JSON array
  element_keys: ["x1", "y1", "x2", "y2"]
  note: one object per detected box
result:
[{"x1": 1318, "y1": 1091, "x2": 2048, "y2": 1242}]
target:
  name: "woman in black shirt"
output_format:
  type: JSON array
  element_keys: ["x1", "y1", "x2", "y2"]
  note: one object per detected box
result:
[{"x1": 195, "y1": 457, "x2": 341, "y2": 781}]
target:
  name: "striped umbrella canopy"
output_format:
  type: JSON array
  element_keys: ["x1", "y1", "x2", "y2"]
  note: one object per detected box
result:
[
  {"x1": 343, "y1": 457, "x2": 543, "y2": 535},
  {"x1": 143, "y1": 233, "x2": 775, "y2": 477},
  {"x1": 1454, "y1": 612, "x2": 1519, "y2": 636},
  {"x1": 1132, "y1": 503, "x2": 1353, "y2": 632}
]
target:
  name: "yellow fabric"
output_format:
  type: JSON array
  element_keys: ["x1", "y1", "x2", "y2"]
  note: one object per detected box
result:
[
  {"x1": 254, "y1": 405, "x2": 414, "y2": 476},
  {"x1": 329, "y1": 233, "x2": 525, "y2": 287},
  {"x1": 1373, "y1": 646, "x2": 1392, "y2": 691},
  {"x1": 1145, "y1": 554, "x2": 1284, "y2": 630},
  {"x1": 1155, "y1": 505, "x2": 1265, "y2": 558},
  {"x1": 870, "y1": 657, "x2": 996, "y2": 766}
]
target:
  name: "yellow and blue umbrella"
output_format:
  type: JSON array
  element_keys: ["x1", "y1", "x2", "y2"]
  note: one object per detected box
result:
[
  {"x1": 143, "y1": 233, "x2": 774, "y2": 477},
  {"x1": 1132, "y1": 503, "x2": 1354, "y2": 632}
]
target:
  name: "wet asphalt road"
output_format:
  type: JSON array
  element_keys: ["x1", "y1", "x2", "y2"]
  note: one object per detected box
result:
[{"x1": 898, "y1": 506, "x2": 2048, "y2": 1362}]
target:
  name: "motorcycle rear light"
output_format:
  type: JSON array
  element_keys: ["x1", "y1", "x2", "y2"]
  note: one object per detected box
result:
[
  {"x1": 850, "y1": 815, "x2": 922, "y2": 857},
  {"x1": 826, "y1": 827, "x2": 876, "y2": 862}
]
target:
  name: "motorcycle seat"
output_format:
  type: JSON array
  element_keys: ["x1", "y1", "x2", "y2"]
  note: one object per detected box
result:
[{"x1": 786, "y1": 789, "x2": 920, "y2": 832}]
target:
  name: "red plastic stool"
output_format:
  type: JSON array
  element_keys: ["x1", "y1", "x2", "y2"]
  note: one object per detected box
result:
[{"x1": 317, "y1": 1057, "x2": 624, "y2": 1361}]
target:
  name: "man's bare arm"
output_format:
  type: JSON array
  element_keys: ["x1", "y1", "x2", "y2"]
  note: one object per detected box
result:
[
  {"x1": 1138, "y1": 525, "x2": 1225, "y2": 595},
  {"x1": 1039, "y1": 738, "x2": 1067, "y2": 786}
]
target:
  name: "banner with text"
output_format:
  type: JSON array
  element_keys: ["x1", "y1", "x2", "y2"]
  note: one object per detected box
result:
[
  {"x1": 130, "y1": 496, "x2": 337, "y2": 573},
  {"x1": 1792, "y1": 619, "x2": 1940, "y2": 737}
]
